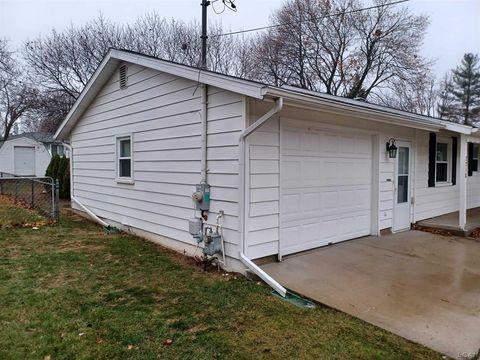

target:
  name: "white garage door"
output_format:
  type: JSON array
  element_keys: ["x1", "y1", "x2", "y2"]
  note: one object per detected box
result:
[
  {"x1": 14, "y1": 146, "x2": 35, "y2": 176},
  {"x1": 280, "y1": 124, "x2": 372, "y2": 255}
]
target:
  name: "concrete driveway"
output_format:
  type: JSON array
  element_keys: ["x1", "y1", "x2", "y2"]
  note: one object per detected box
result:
[{"x1": 262, "y1": 231, "x2": 480, "y2": 359}]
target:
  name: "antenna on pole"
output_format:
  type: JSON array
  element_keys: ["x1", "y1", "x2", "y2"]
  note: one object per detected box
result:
[
  {"x1": 200, "y1": 0, "x2": 237, "y2": 70},
  {"x1": 201, "y1": 0, "x2": 209, "y2": 69}
]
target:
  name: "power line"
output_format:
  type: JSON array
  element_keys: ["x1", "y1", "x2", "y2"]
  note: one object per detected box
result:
[{"x1": 210, "y1": 0, "x2": 410, "y2": 38}]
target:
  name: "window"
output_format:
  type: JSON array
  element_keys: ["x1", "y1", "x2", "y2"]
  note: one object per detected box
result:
[
  {"x1": 51, "y1": 144, "x2": 65, "y2": 156},
  {"x1": 436, "y1": 139, "x2": 451, "y2": 183},
  {"x1": 117, "y1": 136, "x2": 132, "y2": 181},
  {"x1": 472, "y1": 144, "x2": 479, "y2": 172}
]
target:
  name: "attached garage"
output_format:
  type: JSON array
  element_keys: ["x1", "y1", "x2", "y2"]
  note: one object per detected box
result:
[
  {"x1": 280, "y1": 122, "x2": 373, "y2": 255},
  {"x1": 14, "y1": 146, "x2": 36, "y2": 176}
]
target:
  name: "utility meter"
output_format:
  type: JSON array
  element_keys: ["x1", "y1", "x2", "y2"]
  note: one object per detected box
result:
[{"x1": 192, "y1": 183, "x2": 210, "y2": 211}]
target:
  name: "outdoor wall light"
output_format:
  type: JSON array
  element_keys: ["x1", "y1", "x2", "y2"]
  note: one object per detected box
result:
[{"x1": 386, "y1": 138, "x2": 398, "y2": 158}]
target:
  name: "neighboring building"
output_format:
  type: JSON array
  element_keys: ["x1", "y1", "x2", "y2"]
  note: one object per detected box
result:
[
  {"x1": 54, "y1": 49, "x2": 480, "y2": 272},
  {"x1": 0, "y1": 132, "x2": 68, "y2": 177}
]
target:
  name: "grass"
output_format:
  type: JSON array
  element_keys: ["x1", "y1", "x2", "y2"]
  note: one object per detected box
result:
[{"x1": 0, "y1": 203, "x2": 443, "y2": 360}]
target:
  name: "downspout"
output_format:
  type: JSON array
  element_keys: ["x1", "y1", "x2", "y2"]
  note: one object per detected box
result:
[
  {"x1": 61, "y1": 142, "x2": 73, "y2": 201},
  {"x1": 239, "y1": 97, "x2": 286, "y2": 297}
]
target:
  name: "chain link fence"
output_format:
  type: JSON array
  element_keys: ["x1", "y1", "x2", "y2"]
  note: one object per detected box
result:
[{"x1": 0, "y1": 172, "x2": 60, "y2": 221}]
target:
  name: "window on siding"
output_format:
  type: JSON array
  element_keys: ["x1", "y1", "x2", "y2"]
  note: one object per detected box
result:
[
  {"x1": 51, "y1": 144, "x2": 65, "y2": 156},
  {"x1": 473, "y1": 144, "x2": 479, "y2": 172},
  {"x1": 436, "y1": 140, "x2": 451, "y2": 183},
  {"x1": 117, "y1": 136, "x2": 132, "y2": 180}
]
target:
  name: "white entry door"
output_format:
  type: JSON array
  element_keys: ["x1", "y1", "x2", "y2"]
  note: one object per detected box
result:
[
  {"x1": 280, "y1": 123, "x2": 373, "y2": 256},
  {"x1": 393, "y1": 142, "x2": 411, "y2": 231},
  {"x1": 14, "y1": 146, "x2": 35, "y2": 176}
]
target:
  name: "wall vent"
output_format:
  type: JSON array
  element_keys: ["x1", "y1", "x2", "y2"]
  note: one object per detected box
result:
[{"x1": 119, "y1": 64, "x2": 127, "y2": 89}]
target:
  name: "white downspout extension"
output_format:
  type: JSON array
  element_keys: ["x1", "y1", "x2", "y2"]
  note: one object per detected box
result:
[
  {"x1": 200, "y1": 84, "x2": 208, "y2": 183},
  {"x1": 71, "y1": 196, "x2": 110, "y2": 228},
  {"x1": 238, "y1": 97, "x2": 286, "y2": 297}
]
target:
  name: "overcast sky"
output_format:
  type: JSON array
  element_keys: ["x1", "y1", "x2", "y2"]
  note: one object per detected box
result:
[{"x1": 1, "y1": 0, "x2": 479, "y2": 78}]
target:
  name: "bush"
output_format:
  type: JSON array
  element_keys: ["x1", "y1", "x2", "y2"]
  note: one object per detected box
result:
[{"x1": 45, "y1": 155, "x2": 70, "y2": 199}]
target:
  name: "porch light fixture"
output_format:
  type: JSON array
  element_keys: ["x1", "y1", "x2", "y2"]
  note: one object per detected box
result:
[{"x1": 386, "y1": 138, "x2": 398, "y2": 158}]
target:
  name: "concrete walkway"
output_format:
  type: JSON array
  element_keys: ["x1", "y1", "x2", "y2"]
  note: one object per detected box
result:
[
  {"x1": 417, "y1": 207, "x2": 480, "y2": 235},
  {"x1": 262, "y1": 231, "x2": 480, "y2": 359}
]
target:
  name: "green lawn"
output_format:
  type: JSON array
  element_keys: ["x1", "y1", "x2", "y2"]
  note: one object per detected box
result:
[{"x1": 0, "y1": 204, "x2": 442, "y2": 359}]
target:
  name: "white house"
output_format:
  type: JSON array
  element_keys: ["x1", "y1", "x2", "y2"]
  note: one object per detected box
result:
[
  {"x1": 54, "y1": 49, "x2": 480, "y2": 273},
  {"x1": 0, "y1": 132, "x2": 68, "y2": 177}
]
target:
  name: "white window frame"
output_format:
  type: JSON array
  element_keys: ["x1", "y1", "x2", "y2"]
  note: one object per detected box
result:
[
  {"x1": 435, "y1": 137, "x2": 452, "y2": 185},
  {"x1": 116, "y1": 134, "x2": 134, "y2": 184}
]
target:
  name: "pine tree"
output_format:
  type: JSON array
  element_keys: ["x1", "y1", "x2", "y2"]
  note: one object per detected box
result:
[
  {"x1": 451, "y1": 53, "x2": 480, "y2": 125},
  {"x1": 437, "y1": 74, "x2": 457, "y2": 119}
]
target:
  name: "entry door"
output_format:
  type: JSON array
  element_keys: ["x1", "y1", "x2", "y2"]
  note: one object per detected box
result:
[
  {"x1": 393, "y1": 143, "x2": 411, "y2": 231},
  {"x1": 14, "y1": 146, "x2": 35, "y2": 176}
]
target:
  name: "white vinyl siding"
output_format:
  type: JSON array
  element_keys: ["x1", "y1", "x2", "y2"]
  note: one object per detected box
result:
[
  {"x1": 413, "y1": 131, "x2": 459, "y2": 221},
  {"x1": 245, "y1": 116, "x2": 280, "y2": 259},
  {"x1": 70, "y1": 63, "x2": 244, "y2": 259}
]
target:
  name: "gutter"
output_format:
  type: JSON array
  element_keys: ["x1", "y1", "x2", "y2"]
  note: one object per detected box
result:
[{"x1": 238, "y1": 97, "x2": 287, "y2": 297}]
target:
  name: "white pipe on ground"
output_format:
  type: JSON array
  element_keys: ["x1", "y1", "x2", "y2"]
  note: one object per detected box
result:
[
  {"x1": 240, "y1": 252, "x2": 287, "y2": 297},
  {"x1": 71, "y1": 196, "x2": 110, "y2": 228},
  {"x1": 238, "y1": 97, "x2": 285, "y2": 297}
]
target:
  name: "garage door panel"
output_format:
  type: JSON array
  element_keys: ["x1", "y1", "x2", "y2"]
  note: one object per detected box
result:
[{"x1": 281, "y1": 124, "x2": 372, "y2": 255}]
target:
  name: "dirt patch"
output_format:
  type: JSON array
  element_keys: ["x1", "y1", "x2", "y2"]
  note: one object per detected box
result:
[
  {"x1": 468, "y1": 228, "x2": 480, "y2": 239},
  {"x1": 411, "y1": 224, "x2": 454, "y2": 237}
]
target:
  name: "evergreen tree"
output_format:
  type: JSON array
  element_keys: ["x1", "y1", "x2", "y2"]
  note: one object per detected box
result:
[
  {"x1": 437, "y1": 74, "x2": 457, "y2": 119},
  {"x1": 451, "y1": 53, "x2": 480, "y2": 125}
]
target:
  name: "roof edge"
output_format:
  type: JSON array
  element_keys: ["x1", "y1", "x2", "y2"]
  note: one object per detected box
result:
[{"x1": 54, "y1": 49, "x2": 266, "y2": 140}]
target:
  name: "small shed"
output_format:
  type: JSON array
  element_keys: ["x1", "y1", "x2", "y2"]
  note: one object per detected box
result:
[{"x1": 0, "y1": 132, "x2": 68, "y2": 177}]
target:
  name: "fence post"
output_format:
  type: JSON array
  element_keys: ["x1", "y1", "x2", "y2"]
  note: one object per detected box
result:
[
  {"x1": 0, "y1": 173, "x2": 3, "y2": 195},
  {"x1": 31, "y1": 180, "x2": 35, "y2": 208},
  {"x1": 53, "y1": 179, "x2": 60, "y2": 222}
]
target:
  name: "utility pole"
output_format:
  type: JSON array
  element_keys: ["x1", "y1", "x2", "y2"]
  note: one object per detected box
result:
[
  {"x1": 200, "y1": 0, "x2": 237, "y2": 70},
  {"x1": 200, "y1": 0, "x2": 209, "y2": 69}
]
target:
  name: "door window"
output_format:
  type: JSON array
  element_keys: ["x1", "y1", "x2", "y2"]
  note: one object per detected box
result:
[{"x1": 397, "y1": 146, "x2": 409, "y2": 203}]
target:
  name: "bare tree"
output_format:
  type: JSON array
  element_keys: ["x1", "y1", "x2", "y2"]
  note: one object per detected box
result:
[
  {"x1": 377, "y1": 74, "x2": 439, "y2": 116},
  {"x1": 0, "y1": 40, "x2": 37, "y2": 140},
  {"x1": 253, "y1": 0, "x2": 431, "y2": 100}
]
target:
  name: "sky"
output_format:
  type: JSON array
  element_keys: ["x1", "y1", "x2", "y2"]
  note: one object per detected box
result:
[{"x1": 0, "y1": 0, "x2": 479, "y2": 78}]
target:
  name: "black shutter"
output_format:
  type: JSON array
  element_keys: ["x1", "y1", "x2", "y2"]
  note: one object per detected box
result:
[
  {"x1": 428, "y1": 132, "x2": 436, "y2": 187},
  {"x1": 451, "y1": 137, "x2": 457, "y2": 185},
  {"x1": 473, "y1": 144, "x2": 479, "y2": 172},
  {"x1": 468, "y1": 142, "x2": 474, "y2": 176}
]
